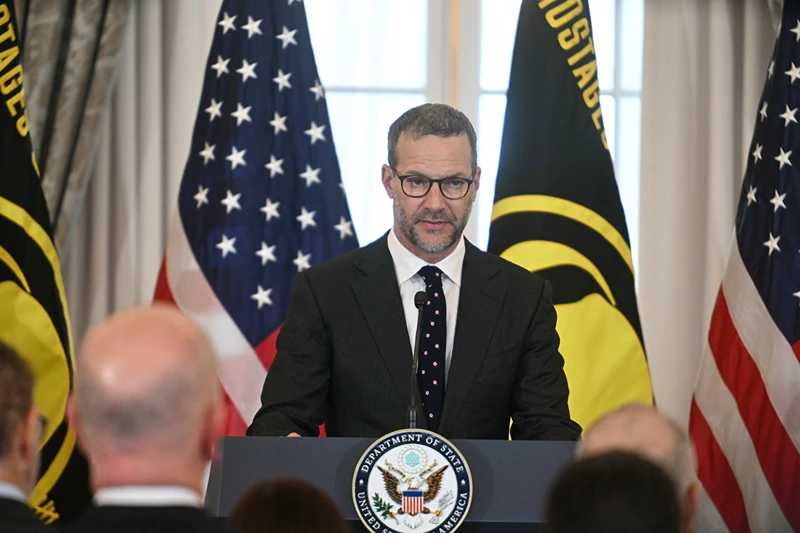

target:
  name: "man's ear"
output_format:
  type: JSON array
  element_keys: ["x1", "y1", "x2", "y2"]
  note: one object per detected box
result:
[
  {"x1": 683, "y1": 482, "x2": 700, "y2": 533},
  {"x1": 472, "y1": 167, "x2": 481, "y2": 199},
  {"x1": 203, "y1": 396, "x2": 226, "y2": 461},
  {"x1": 66, "y1": 395, "x2": 88, "y2": 455},
  {"x1": 381, "y1": 164, "x2": 395, "y2": 198},
  {"x1": 19, "y1": 406, "x2": 39, "y2": 461}
]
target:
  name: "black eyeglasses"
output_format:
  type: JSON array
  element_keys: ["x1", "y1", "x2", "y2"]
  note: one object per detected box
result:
[{"x1": 390, "y1": 166, "x2": 474, "y2": 200}]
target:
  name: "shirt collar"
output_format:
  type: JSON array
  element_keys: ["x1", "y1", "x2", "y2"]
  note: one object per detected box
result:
[
  {"x1": 387, "y1": 228, "x2": 465, "y2": 286},
  {"x1": 0, "y1": 481, "x2": 26, "y2": 503},
  {"x1": 94, "y1": 486, "x2": 203, "y2": 508}
]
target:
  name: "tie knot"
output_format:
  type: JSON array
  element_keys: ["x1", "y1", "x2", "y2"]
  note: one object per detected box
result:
[{"x1": 418, "y1": 266, "x2": 444, "y2": 287}]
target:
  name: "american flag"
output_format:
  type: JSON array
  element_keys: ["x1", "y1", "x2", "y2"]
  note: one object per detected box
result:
[
  {"x1": 402, "y1": 490, "x2": 424, "y2": 515},
  {"x1": 690, "y1": 1, "x2": 800, "y2": 531},
  {"x1": 153, "y1": 0, "x2": 358, "y2": 435}
]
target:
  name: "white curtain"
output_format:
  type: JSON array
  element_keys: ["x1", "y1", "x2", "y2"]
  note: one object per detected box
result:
[
  {"x1": 638, "y1": 0, "x2": 777, "y2": 429},
  {"x1": 62, "y1": 0, "x2": 222, "y2": 345}
]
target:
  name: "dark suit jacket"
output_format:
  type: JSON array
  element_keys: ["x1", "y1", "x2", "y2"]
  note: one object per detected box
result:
[
  {"x1": 248, "y1": 236, "x2": 581, "y2": 440},
  {"x1": 0, "y1": 496, "x2": 49, "y2": 533},
  {"x1": 67, "y1": 506, "x2": 228, "y2": 533}
]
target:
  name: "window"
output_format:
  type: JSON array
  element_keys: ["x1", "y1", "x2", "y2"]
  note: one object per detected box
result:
[
  {"x1": 306, "y1": 0, "x2": 438, "y2": 246},
  {"x1": 306, "y1": 0, "x2": 644, "y2": 267}
]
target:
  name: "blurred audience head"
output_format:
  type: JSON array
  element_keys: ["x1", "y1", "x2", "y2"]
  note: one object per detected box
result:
[
  {"x1": 576, "y1": 403, "x2": 699, "y2": 532},
  {"x1": 547, "y1": 451, "x2": 681, "y2": 533},
  {"x1": 70, "y1": 304, "x2": 223, "y2": 493},
  {"x1": 229, "y1": 478, "x2": 348, "y2": 533},
  {"x1": 0, "y1": 342, "x2": 41, "y2": 495}
]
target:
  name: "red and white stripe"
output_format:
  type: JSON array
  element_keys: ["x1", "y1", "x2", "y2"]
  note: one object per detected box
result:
[
  {"x1": 691, "y1": 233, "x2": 800, "y2": 532},
  {"x1": 402, "y1": 493, "x2": 424, "y2": 515},
  {"x1": 154, "y1": 220, "x2": 275, "y2": 435}
]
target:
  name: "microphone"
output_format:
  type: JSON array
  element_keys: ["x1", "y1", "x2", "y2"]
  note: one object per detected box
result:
[{"x1": 408, "y1": 291, "x2": 427, "y2": 429}]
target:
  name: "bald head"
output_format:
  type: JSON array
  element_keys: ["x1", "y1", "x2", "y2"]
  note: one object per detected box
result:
[
  {"x1": 74, "y1": 304, "x2": 220, "y2": 460},
  {"x1": 577, "y1": 404, "x2": 696, "y2": 497}
]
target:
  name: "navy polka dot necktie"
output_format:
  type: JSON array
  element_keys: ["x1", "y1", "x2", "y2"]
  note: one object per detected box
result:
[{"x1": 417, "y1": 265, "x2": 446, "y2": 432}]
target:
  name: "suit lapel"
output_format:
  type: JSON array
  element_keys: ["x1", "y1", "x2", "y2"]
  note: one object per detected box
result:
[
  {"x1": 438, "y1": 241, "x2": 504, "y2": 435},
  {"x1": 351, "y1": 236, "x2": 424, "y2": 423}
]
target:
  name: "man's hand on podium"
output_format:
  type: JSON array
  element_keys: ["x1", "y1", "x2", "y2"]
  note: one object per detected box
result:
[{"x1": 287, "y1": 432, "x2": 301, "y2": 437}]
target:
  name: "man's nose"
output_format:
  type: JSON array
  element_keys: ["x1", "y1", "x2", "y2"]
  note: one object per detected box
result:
[{"x1": 423, "y1": 182, "x2": 447, "y2": 209}]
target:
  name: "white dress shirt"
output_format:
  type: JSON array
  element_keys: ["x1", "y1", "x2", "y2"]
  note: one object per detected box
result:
[
  {"x1": 94, "y1": 485, "x2": 203, "y2": 508},
  {"x1": 0, "y1": 481, "x2": 26, "y2": 503},
  {"x1": 387, "y1": 228, "x2": 465, "y2": 384}
]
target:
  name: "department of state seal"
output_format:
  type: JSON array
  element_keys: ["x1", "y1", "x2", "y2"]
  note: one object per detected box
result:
[{"x1": 352, "y1": 429, "x2": 472, "y2": 533}]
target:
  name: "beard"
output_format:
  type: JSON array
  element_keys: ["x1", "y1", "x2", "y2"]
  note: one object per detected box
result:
[{"x1": 394, "y1": 197, "x2": 472, "y2": 255}]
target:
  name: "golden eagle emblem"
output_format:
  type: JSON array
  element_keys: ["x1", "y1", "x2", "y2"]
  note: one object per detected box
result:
[{"x1": 377, "y1": 463, "x2": 449, "y2": 518}]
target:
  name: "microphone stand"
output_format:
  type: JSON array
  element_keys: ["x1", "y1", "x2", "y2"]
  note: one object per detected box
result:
[{"x1": 408, "y1": 291, "x2": 427, "y2": 429}]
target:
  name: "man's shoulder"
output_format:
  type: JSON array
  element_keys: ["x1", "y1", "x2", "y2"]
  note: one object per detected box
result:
[
  {"x1": 0, "y1": 497, "x2": 49, "y2": 533},
  {"x1": 467, "y1": 242, "x2": 547, "y2": 290},
  {"x1": 304, "y1": 234, "x2": 388, "y2": 281},
  {"x1": 298, "y1": 235, "x2": 548, "y2": 292}
]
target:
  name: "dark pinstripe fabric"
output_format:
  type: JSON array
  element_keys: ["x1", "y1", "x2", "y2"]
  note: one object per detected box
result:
[{"x1": 248, "y1": 235, "x2": 581, "y2": 440}]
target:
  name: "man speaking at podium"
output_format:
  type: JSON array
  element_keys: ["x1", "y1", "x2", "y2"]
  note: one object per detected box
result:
[{"x1": 248, "y1": 104, "x2": 581, "y2": 441}]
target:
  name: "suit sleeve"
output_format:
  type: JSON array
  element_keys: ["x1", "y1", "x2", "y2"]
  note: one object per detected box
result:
[
  {"x1": 247, "y1": 271, "x2": 330, "y2": 436},
  {"x1": 510, "y1": 279, "x2": 582, "y2": 441}
]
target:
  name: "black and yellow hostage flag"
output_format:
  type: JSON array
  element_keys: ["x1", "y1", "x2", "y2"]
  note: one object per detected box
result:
[
  {"x1": 0, "y1": 1, "x2": 90, "y2": 524},
  {"x1": 488, "y1": 0, "x2": 653, "y2": 430}
]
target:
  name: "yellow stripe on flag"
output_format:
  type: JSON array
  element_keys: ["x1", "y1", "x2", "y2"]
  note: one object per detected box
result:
[
  {"x1": 29, "y1": 425, "x2": 78, "y2": 517},
  {"x1": 492, "y1": 194, "x2": 635, "y2": 274},
  {"x1": 0, "y1": 282, "x2": 71, "y2": 453},
  {"x1": 0, "y1": 196, "x2": 76, "y2": 504},
  {"x1": 493, "y1": 195, "x2": 652, "y2": 429},
  {"x1": 555, "y1": 294, "x2": 653, "y2": 428},
  {"x1": 0, "y1": 243, "x2": 30, "y2": 292},
  {"x1": 502, "y1": 240, "x2": 616, "y2": 305},
  {"x1": 0, "y1": 196, "x2": 75, "y2": 365}
]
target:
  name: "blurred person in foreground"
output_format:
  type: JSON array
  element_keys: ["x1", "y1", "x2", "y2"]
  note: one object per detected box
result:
[
  {"x1": 576, "y1": 403, "x2": 699, "y2": 532},
  {"x1": 228, "y1": 478, "x2": 347, "y2": 533},
  {"x1": 66, "y1": 304, "x2": 228, "y2": 533},
  {"x1": 547, "y1": 450, "x2": 681, "y2": 533},
  {"x1": 0, "y1": 342, "x2": 48, "y2": 533}
]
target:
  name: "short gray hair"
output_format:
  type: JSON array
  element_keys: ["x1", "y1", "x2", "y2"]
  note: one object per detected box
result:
[
  {"x1": 0, "y1": 343, "x2": 34, "y2": 456},
  {"x1": 387, "y1": 103, "x2": 478, "y2": 174},
  {"x1": 577, "y1": 404, "x2": 697, "y2": 495},
  {"x1": 75, "y1": 364, "x2": 206, "y2": 447}
]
